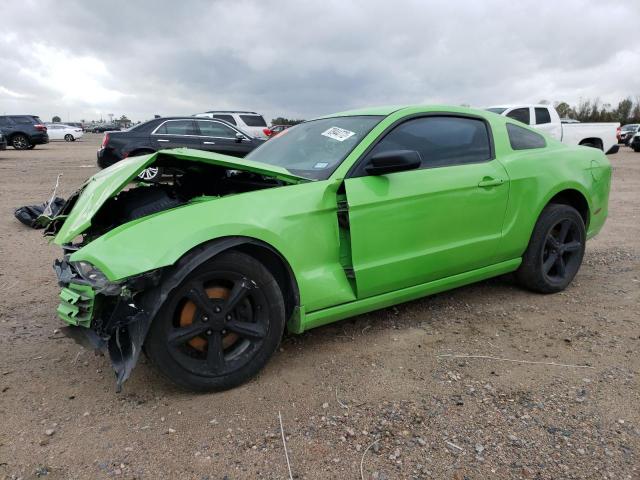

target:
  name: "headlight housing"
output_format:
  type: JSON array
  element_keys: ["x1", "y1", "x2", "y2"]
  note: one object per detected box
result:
[{"x1": 72, "y1": 261, "x2": 108, "y2": 283}]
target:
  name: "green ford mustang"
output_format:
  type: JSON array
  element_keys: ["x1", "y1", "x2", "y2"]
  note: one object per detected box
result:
[{"x1": 47, "y1": 105, "x2": 611, "y2": 391}]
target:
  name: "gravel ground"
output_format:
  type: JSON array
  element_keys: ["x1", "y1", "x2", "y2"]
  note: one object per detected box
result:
[{"x1": 0, "y1": 136, "x2": 638, "y2": 480}]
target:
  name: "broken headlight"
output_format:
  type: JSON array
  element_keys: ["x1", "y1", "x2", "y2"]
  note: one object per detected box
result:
[{"x1": 72, "y1": 261, "x2": 108, "y2": 283}]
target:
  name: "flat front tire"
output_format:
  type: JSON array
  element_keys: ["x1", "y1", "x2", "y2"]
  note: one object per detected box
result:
[
  {"x1": 516, "y1": 204, "x2": 586, "y2": 293},
  {"x1": 145, "y1": 251, "x2": 286, "y2": 392}
]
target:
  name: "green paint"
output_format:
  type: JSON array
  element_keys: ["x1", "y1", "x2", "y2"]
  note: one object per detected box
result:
[{"x1": 57, "y1": 283, "x2": 95, "y2": 327}]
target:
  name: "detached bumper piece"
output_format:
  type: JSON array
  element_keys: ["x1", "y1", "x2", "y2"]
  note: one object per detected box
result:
[{"x1": 57, "y1": 283, "x2": 95, "y2": 327}]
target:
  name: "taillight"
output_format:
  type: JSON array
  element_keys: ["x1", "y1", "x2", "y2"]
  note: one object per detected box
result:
[
  {"x1": 101, "y1": 133, "x2": 109, "y2": 148},
  {"x1": 263, "y1": 128, "x2": 272, "y2": 137},
  {"x1": 35, "y1": 124, "x2": 47, "y2": 132}
]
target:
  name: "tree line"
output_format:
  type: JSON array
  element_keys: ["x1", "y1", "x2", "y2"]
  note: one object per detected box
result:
[{"x1": 550, "y1": 97, "x2": 640, "y2": 124}]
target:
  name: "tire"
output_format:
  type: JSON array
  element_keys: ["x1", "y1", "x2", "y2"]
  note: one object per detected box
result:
[
  {"x1": 633, "y1": 146, "x2": 640, "y2": 153},
  {"x1": 64, "y1": 134, "x2": 74, "y2": 142},
  {"x1": 11, "y1": 134, "x2": 30, "y2": 150},
  {"x1": 145, "y1": 250, "x2": 286, "y2": 392},
  {"x1": 516, "y1": 204, "x2": 586, "y2": 294}
]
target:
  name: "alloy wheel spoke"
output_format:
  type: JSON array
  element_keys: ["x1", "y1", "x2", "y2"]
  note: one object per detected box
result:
[
  {"x1": 555, "y1": 255, "x2": 567, "y2": 277},
  {"x1": 206, "y1": 332, "x2": 225, "y2": 371},
  {"x1": 226, "y1": 320, "x2": 267, "y2": 339},
  {"x1": 186, "y1": 284, "x2": 217, "y2": 318},
  {"x1": 222, "y1": 278, "x2": 254, "y2": 315},
  {"x1": 543, "y1": 252, "x2": 558, "y2": 274},
  {"x1": 546, "y1": 235, "x2": 560, "y2": 250},
  {"x1": 168, "y1": 323, "x2": 210, "y2": 346},
  {"x1": 563, "y1": 240, "x2": 581, "y2": 252},
  {"x1": 558, "y1": 220, "x2": 571, "y2": 243}
]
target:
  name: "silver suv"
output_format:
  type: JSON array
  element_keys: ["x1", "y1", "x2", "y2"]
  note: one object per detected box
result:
[{"x1": 194, "y1": 111, "x2": 269, "y2": 139}]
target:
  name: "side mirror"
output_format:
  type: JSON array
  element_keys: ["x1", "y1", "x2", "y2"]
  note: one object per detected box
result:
[
  {"x1": 365, "y1": 150, "x2": 422, "y2": 176},
  {"x1": 235, "y1": 132, "x2": 246, "y2": 143}
]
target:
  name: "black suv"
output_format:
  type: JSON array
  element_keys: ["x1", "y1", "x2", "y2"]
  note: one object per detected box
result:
[
  {"x1": 97, "y1": 117, "x2": 265, "y2": 181},
  {"x1": 0, "y1": 115, "x2": 49, "y2": 149},
  {"x1": 0, "y1": 129, "x2": 7, "y2": 151}
]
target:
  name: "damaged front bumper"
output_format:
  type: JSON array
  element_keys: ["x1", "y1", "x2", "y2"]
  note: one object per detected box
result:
[{"x1": 54, "y1": 256, "x2": 161, "y2": 391}]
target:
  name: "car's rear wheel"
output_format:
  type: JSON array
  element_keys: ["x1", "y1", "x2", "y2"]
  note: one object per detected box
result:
[
  {"x1": 11, "y1": 134, "x2": 30, "y2": 150},
  {"x1": 516, "y1": 204, "x2": 586, "y2": 293},
  {"x1": 145, "y1": 251, "x2": 286, "y2": 391},
  {"x1": 64, "y1": 134, "x2": 74, "y2": 142}
]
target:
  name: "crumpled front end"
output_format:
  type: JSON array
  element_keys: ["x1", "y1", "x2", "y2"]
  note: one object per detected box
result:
[{"x1": 54, "y1": 249, "x2": 162, "y2": 391}]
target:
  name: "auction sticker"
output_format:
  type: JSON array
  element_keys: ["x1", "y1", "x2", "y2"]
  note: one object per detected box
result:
[{"x1": 321, "y1": 127, "x2": 356, "y2": 142}]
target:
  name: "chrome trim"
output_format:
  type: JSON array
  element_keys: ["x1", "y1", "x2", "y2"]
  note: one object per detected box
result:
[{"x1": 151, "y1": 119, "x2": 249, "y2": 140}]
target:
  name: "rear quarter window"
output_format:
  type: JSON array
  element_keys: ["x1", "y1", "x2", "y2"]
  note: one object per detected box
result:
[
  {"x1": 507, "y1": 123, "x2": 546, "y2": 150},
  {"x1": 240, "y1": 115, "x2": 267, "y2": 127},
  {"x1": 212, "y1": 114, "x2": 237, "y2": 126}
]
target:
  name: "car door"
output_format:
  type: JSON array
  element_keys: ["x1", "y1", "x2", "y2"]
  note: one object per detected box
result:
[
  {"x1": 48, "y1": 125, "x2": 63, "y2": 140},
  {"x1": 195, "y1": 120, "x2": 250, "y2": 157},
  {"x1": 151, "y1": 119, "x2": 200, "y2": 150},
  {"x1": 344, "y1": 115, "x2": 510, "y2": 299}
]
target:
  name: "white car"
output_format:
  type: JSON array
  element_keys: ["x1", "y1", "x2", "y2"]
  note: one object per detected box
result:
[
  {"x1": 486, "y1": 104, "x2": 619, "y2": 154},
  {"x1": 46, "y1": 124, "x2": 84, "y2": 141},
  {"x1": 193, "y1": 111, "x2": 270, "y2": 139}
]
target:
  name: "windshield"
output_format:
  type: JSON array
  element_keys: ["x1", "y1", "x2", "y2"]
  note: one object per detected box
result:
[
  {"x1": 244, "y1": 116, "x2": 383, "y2": 180},
  {"x1": 622, "y1": 124, "x2": 638, "y2": 131},
  {"x1": 485, "y1": 107, "x2": 507, "y2": 114}
]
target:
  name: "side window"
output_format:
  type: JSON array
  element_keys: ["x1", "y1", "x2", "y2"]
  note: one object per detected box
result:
[
  {"x1": 535, "y1": 107, "x2": 551, "y2": 125},
  {"x1": 197, "y1": 120, "x2": 237, "y2": 138},
  {"x1": 0, "y1": 117, "x2": 10, "y2": 126},
  {"x1": 507, "y1": 123, "x2": 546, "y2": 150},
  {"x1": 154, "y1": 120, "x2": 196, "y2": 135},
  {"x1": 366, "y1": 116, "x2": 492, "y2": 170},
  {"x1": 10, "y1": 116, "x2": 33, "y2": 124},
  {"x1": 212, "y1": 114, "x2": 237, "y2": 126},
  {"x1": 506, "y1": 108, "x2": 530, "y2": 125}
]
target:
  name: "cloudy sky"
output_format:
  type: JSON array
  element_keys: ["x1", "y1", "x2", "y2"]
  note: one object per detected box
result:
[{"x1": 1, "y1": 0, "x2": 638, "y2": 123}]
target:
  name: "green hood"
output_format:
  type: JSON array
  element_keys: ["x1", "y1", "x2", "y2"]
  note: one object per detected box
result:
[{"x1": 53, "y1": 148, "x2": 306, "y2": 245}]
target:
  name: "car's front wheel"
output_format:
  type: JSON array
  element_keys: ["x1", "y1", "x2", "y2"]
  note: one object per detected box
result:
[
  {"x1": 64, "y1": 134, "x2": 74, "y2": 142},
  {"x1": 145, "y1": 251, "x2": 286, "y2": 391},
  {"x1": 11, "y1": 134, "x2": 30, "y2": 150},
  {"x1": 516, "y1": 204, "x2": 586, "y2": 293}
]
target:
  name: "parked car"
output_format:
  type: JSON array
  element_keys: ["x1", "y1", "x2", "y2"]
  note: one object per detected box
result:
[
  {"x1": 92, "y1": 124, "x2": 121, "y2": 133},
  {"x1": 47, "y1": 105, "x2": 611, "y2": 392},
  {"x1": 267, "y1": 124, "x2": 290, "y2": 137},
  {"x1": 46, "y1": 124, "x2": 84, "y2": 141},
  {"x1": 0, "y1": 115, "x2": 49, "y2": 150},
  {"x1": 618, "y1": 124, "x2": 640, "y2": 145},
  {"x1": 629, "y1": 131, "x2": 640, "y2": 152},
  {"x1": 486, "y1": 105, "x2": 619, "y2": 154},
  {"x1": 0, "y1": 129, "x2": 7, "y2": 150},
  {"x1": 194, "y1": 111, "x2": 270, "y2": 139},
  {"x1": 97, "y1": 116, "x2": 265, "y2": 181}
]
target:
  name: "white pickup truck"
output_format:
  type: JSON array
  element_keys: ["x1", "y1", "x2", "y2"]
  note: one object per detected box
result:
[{"x1": 486, "y1": 104, "x2": 620, "y2": 154}]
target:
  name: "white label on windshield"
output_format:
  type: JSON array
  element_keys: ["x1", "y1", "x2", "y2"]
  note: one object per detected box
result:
[
  {"x1": 321, "y1": 127, "x2": 356, "y2": 142},
  {"x1": 313, "y1": 162, "x2": 329, "y2": 169}
]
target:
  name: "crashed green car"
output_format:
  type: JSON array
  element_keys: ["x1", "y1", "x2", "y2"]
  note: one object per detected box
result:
[{"x1": 48, "y1": 105, "x2": 611, "y2": 391}]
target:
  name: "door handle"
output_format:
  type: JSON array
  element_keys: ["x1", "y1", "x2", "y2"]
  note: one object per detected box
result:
[
  {"x1": 203, "y1": 141, "x2": 216, "y2": 145},
  {"x1": 478, "y1": 177, "x2": 505, "y2": 188},
  {"x1": 156, "y1": 139, "x2": 169, "y2": 142}
]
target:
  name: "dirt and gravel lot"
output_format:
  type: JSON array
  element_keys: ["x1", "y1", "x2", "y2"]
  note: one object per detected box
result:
[{"x1": 0, "y1": 135, "x2": 638, "y2": 480}]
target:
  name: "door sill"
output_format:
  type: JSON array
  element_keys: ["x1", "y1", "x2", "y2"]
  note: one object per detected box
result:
[{"x1": 288, "y1": 258, "x2": 521, "y2": 333}]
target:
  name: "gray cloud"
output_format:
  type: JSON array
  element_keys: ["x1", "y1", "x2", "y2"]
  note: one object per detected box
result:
[{"x1": 0, "y1": 0, "x2": 638, "y2": 123}]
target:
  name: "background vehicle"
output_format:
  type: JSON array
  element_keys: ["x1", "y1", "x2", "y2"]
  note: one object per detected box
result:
[
  {"x1": 46, "y1": 124, "x2": 84, "y2": 141},
  {"x1": 619, "y1": 124, "x2": 640, "y2": 145},
  {"x1": 0, "y1": 115, "x2": 49, "y2": 150},
  {"x1": 0, "y1": 129, "x2": 6, "y2": 150},
  {"x1": 486, "y1": 104, "x2": 619, "y2": 154},
  {"x1": 629, "y1": 132, "x2": 640, "y2": 152},
  {"x1": 194, "y1": 111, "x2": 270, "y2": 139},
  {"x1": 97, "y1": 116, "x2": 264, "y2": 181},
  {"x1": 50, "y1": 105, "x2": 611, "y2": 392},
  {"x1": 92, "y1": 124, "x2": 121, "y2": 133},
  {"x1": 267, "y1": 124, "x2": 290, "y2": 137}
]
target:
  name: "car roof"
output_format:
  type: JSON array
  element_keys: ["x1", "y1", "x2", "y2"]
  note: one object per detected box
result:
[
  {"x1": 486, "y1": 104, "x2": 551, "y2": 110},
  {"x1": 203, "y1": 111, "x2": 260, "y2": 115},
  {"x1": 318, "y1": 104, "x2": 497, "y2": 119}
]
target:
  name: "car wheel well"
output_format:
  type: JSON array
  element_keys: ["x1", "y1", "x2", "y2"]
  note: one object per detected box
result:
[
  {"x1": 548, "y1": 189, "x2": 589, "y2": 228},
  {"x1": 232, "y1": 243, "x2": 299, "y2": 322},
  {"x1": 579, "y1": 138, "x2": 603, "y2": 150}
]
